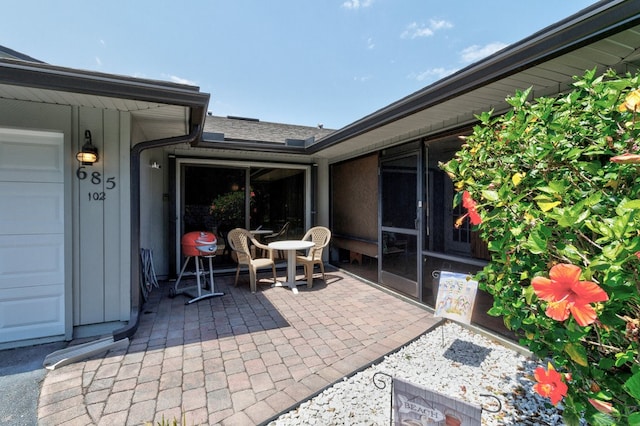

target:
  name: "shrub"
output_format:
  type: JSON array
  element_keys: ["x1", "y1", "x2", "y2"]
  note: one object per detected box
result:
[
  {"x1": 441, "y1": 68, "x2": 640, "y2": 425},
  {"x1": 209, "y1": 190, "x2": 255, "y2": 229}
]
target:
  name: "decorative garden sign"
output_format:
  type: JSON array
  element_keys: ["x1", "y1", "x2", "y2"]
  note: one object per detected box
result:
[
  {"x1": 434, "y1": 271, "x2": 478, "y2": 325},
  {"x1": 393, "y1": 377, "x2": 481, "y2": 425}
]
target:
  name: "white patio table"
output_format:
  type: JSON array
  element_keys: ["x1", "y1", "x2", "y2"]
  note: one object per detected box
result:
[{"x1": 268, "y1": 239, "x2": 315, "y2": 294}]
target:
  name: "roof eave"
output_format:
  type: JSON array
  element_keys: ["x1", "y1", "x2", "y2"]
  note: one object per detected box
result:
[
  {"x1": 0, "y1": 58, "x2": 210, "y2": 110},
  {"x1": 197, "y1": 137, "x2": 308, "y2": 155}
]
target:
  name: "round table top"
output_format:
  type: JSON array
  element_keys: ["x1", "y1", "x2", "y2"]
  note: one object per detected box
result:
[{"x1": 268, "y1": 240, "x2": 314, "y2": 250}]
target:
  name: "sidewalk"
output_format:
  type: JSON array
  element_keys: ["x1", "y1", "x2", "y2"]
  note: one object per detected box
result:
[{"x1": 37, "y1": 268, "x2": 440, "y2": 425}]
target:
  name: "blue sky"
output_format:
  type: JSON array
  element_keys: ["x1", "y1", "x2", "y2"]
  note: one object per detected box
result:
[{"x1": 2, "y1": 0, "x2": 597, "y2": 129}]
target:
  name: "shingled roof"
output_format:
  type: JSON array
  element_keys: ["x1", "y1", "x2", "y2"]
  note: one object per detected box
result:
[{"x1": 202, "y1": 115, "x2": 335, "y2": 145}]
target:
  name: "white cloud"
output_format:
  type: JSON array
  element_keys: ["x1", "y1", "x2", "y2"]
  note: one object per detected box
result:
[
  {"x1": 460, "y1": 42, "x2": 508, "y2": 63},
  {"x1": 401, "y1": 23, "x2": 433, "y2": 39},
  {"x1": 169, "y1": 75, "x2": 197, "y2": 86},
  {"x1": 95, "y1": 40, "x2": 105, "y2": 67},
  {"x1": 401, "y1": 19, "x2": 452, "y2": 39},
  {"x1": 429, "y1": 19, "x2": 453, "y2": 31},
  {"x1": 354, "y1": 75, "x2": 372, "y2": 82},
  {"x1": 342, "y1": 0, "x2": 373, "y2": 10},
  {"x1": 366, "y1": 37, "x2": 375, "y2": 50},
  {"x1": 409, "y1": 67, "x2": 458, "y2": 82}
]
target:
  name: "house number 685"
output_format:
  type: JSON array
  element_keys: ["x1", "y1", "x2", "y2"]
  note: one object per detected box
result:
[{"x1": 76, "y1": 167, "x2": 117, "y2": 201}]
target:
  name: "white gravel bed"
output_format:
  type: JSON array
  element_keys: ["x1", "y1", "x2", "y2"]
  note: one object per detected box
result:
[{"x1": 268, "y1": 321, "x2": 570, "y2": 425}]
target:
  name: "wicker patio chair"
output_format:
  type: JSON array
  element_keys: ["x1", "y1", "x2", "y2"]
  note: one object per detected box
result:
[
  {"x1": 227, "y1": 228, "x2": 278, "y2": 293},
  {"x1": 295, "y1": 226, "x2": 331, "y2": 288}
]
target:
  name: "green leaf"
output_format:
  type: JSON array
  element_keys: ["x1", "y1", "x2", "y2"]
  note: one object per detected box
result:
[
  {"x1": 481, "y1": 189, "x2": 499, "y2": 202},
  {"x1": 613, "y1": 211, "x2": 636, "y2": 238},
  {"x1": 586, "y1": 192, "x2": 603, "y2": 206},
  {"x1": 602, "y1": 242, "x2": 623, "y2": 260},
  {"x1": 589, "y1": 413, "x2": 617, "y2": 426},
  {"x1": 487, "y1": 306, "x2": 504, "y2": 316},
  {"x1": 541, "y1": 180, "x2": 567, "y2": 195},
  {"x1": 564, "y1": 343, "x2": 589, "y2": 367},
  {"x1": 559, "y1": 244, "x2": 583, "y2": 262},
  {"x1": 537, "y1": 185, "x2": 560, "y2": 195},
  {"x1": 598, "y1": 357, "x2": 615, "y2": 370},
  {"x1": 619, "y1": 199, "x2": 640, "y2": 211},
  {"x1": 563, "y1": 408, "x2": 583, "y2": 426},
  {"x1": 525, "y1": 231, "x2": 547, "y2": 254},
  {"x1": 628, "y1": 412, "x2": 640, "y2": 426},
  {"x1": 624, "y1": 372, "x2": 640, "y2": 400},
  {"x1": 523, "y1": 283, "x2": 535, "y2": 305}
]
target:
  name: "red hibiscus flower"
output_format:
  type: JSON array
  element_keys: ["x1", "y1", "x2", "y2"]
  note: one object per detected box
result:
[
  {"x1": 455, "y1": 191, "x2": 482, "y2": 228},
  {"x1": 533, "y1": 363, "x2": 568, "y2": 406},
  {"x1": 532, "y1": 263, "x2": 609, "y2": 326}
]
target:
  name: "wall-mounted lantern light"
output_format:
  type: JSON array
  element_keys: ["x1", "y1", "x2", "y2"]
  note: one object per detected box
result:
[{"x1": 76, "y1": 130, "x2": 99, "y2": 165}]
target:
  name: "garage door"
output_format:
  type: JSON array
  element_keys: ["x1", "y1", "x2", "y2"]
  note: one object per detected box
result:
[{"x1": 0, "y1": 128, "x2": 65, "y2": 344}]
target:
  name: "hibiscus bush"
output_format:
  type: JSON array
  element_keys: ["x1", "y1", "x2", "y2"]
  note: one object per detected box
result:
[{"x1": 441, "y1": 68, "x2": 640, "y2": 425}]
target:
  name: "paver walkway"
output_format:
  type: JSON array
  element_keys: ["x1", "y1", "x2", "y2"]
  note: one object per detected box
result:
[{"x1": 37, "y1": 267, "x2": 440, "y2": 425}]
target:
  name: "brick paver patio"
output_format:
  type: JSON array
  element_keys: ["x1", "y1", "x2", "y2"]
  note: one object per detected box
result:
[{"x1": 38, "y1": 267, "x2": 440, "y2": 425}]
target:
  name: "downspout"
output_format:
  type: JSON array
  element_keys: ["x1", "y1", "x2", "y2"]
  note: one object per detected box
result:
[{"x1": 112, "y1": 125, "x2": 201, "y2": 341}]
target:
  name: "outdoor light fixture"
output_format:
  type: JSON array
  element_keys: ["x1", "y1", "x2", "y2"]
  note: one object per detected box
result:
[{"x1": 76, "y1": 130, "x2": 99, "y2": 165}]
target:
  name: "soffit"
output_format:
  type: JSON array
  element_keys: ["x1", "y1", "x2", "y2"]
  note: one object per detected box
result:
[{"x1": 0, "y1": 82, "x2": 192, "y2": 140}]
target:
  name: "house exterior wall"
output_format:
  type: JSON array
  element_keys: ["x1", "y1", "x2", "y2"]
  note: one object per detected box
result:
[
  {"x1": 74, "y1": 107, "x2": 131, "y2": 330},
  {"x1": 138, "y1": 147, "x2": 169, "y2": 277},
  {"x1": 314, "y1": 158, "x2": 330, "y2": 229},
  {"x1": 0, "y1": 98, "x2": 131, "y2": 348}
]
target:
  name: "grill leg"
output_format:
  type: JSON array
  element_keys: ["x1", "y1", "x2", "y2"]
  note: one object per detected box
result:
[{"x1": 184, "y1": 255, "x2": 224, "y2": 304}]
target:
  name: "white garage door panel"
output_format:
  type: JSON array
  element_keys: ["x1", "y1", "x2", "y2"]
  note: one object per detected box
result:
[
  {"x1": 0, "y1": 129, "x2": 64, "y2": 182},
  {"x1": 0, "y1": 128, "x2": 65, "y2": 344},
  {"x1": 0, "y1": 285, "x2": 64, "y2": 342},
  {"x1": 0, "y1": 235, "x2": 64, "y2": 289},
  {"x1": 0, "y1": 182, "x2": 64, "y2": 235}
]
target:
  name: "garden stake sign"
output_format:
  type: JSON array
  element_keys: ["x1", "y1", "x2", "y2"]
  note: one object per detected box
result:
[
  {"x1": 372, "y1": 372, "x2": 501, "y2": 425},
  {"x1": 433, "y1": 270, "x2": 479, "y2": 347},
  {"x1": 433, "y1": 270, "x2": 478, "y2": 325}
]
